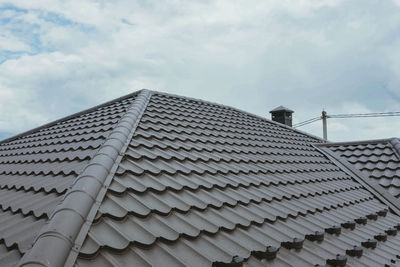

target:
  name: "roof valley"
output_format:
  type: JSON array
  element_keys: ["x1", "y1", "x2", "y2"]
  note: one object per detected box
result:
[
  {"x1": 315, "y1": 144, "x2": 400, "y2": 216},
  {"x1": 1, "y1": 89, "x2": 398, "y2": 266},
  {"x1": 322, "y1": 139, "x2": 400, "y2": 199},
  {"x1": 19, "y1": 89, "x2": 153, "y2": 267},
  {"x1": 75, "y1": 92, "x2": 400, "y2": 266}
]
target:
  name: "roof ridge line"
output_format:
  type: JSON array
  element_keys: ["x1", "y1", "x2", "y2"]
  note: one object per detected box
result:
[
  {"x1": 389, "y1": 138, "x2": 400, "y2": 160},
  {"x1": 152, "y1": 90, "x2": 326, "y2": 143},
  {"x1": 19, "y1": 89, "x2": 153, "y2": 267},
  {"x1": 314, "y1": 144, "x2": 400, "y2": 216},
  {"x1": 0, "y1": 90, "x2": 143, "y2": 145},
  {"x1": 320, "y1": 138, "x2": 394, "y2": 147}
]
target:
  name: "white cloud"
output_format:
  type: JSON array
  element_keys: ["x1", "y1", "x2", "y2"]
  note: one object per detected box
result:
[
  {"x1": 0, "y1": 0, "x2": 399, "y2": 141},
  {"x1": 0, "y1": 34, "x2": 30, "y2": 51}
]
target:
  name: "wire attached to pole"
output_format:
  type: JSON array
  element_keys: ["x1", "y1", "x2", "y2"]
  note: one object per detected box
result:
[{"x1": 293, "y1": 111, "x2": 400, "y2": 128}]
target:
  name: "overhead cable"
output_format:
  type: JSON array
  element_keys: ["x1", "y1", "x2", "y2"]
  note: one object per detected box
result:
[{"x1": 293, "y1": 111, "x2": 400, "y2": 128}]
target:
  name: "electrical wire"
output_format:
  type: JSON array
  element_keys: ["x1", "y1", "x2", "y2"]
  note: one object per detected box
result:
[
  {"x1": 292, "y1": 117, "x2": 321, "y2": 128},
  {"x1": 328, "y1": 111, "x2": 400, "y2": 118},
  {"x1": 293, "y1": 111, "x2": 400, "y2": 128}
]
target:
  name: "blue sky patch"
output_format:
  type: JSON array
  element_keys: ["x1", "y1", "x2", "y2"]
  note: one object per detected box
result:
[
  {"x1": 0, "y1": 4, "x2": 28, "y2": 14},
  {"x1": 39, "y1": 11, "x2": 73, "y2": 26}
]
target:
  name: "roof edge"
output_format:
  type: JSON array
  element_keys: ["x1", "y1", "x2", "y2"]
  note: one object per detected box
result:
[
  {"x1": 319, "y1": 138, "x2": 395, "y2": 147},
  {"x1": 389, "y1": 138, "x2": 400, "y2": 160},
  {"x1": 315, "y1": 144, "x2": 400, "y2": 216},
  {"x1": 153, "y1": 90, "x2": 325, "y2": 143},
  {"x1": 19, "y1": 89, "x2": 153, "y2": 267},
  {"x1": 0, "y1": 90, "x2": 143, "y2": 145}
]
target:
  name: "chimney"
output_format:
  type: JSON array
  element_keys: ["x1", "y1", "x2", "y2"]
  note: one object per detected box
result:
[{"x1": 269, "y1": 106, "x2": 294, "y2": 127}]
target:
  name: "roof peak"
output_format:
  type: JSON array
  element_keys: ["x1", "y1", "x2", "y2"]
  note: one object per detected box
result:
[
  {"x1": 0, "y1": 89, "x2": 324, "y2": 146},
  {"x1": 19, "y1": 90, "x2": 153, "y2": 267},
  {"x1": 0, "y1": 89, "x2": 148, "y2": 145},
  {"x1": 4, "y1": 89, "x2": 400, "y2": 266}
]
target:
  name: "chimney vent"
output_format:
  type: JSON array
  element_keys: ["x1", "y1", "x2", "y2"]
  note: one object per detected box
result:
[{"x1": 269, "y1": 106, "x2": 294, "y2": 127}]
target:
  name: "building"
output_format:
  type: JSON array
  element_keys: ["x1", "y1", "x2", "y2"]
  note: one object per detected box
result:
[{"x1": 0, "y1": 90, "x2": 399, "y2": 266}]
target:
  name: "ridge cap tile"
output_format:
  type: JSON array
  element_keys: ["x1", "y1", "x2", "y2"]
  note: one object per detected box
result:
[
  {"x1": 76, "y1": 92, "x2": 399, "y2": 266},
  {"x1": 389, "y1": 138, "x2": 400, "y2": 160},
  {"x1": 0, "y1": 93, "x2": 139, "y2": 261},
  {"x1": 2, "y1": 90, "x2": 399, "y2": 266},
  {"x1": 18, "y1": 90, "x2": 152, "y2": 267}
]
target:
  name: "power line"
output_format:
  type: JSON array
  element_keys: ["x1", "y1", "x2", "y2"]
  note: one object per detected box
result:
[
  {"x1": 293, "y1": 111, "x2": 400, "y2": 128},
  {"x1": 328, "y1": 111, "x2": 400, "y2": 118},
  {"x1": 293, "y1": 116, "x2": 321, "y2": 128}
]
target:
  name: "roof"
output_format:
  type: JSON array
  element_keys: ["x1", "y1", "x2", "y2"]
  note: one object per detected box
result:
[
  {"x1": 319, "y1": 139, "x2": 400, "y2": 198},
  {"x1": 0, "y1": 92, "x2": 139, "y2": 266},
  {"x1": 1, "y1": 90, "x2": 400, "y2": 266},
  {"x1": 269, "y1": 106, "x2": 294, "y2": 113}
]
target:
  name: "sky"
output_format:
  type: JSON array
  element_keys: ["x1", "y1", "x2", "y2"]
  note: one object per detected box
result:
[{"x1": 0, "y1": 0, "x2": 400, "y2": 142}]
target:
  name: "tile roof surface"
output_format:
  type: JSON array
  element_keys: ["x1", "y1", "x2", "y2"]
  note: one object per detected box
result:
[
  {"x1": 1, "y1": 89, "x2": 400, "y2": 267},
  {"x1": 322, "y1": 139, "x2": 400, "y2": 198},
  {"x1": 0, "y1": 93, "x2": 138, "y2": 266}
]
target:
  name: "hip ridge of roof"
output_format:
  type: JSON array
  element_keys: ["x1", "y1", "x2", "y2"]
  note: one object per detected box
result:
[
  {"x1": 389, "y1": 138, "x2": 400, "y2": 160},
  {"x1": 18, "y1": 89, "x2": 153, "y2": 267}
]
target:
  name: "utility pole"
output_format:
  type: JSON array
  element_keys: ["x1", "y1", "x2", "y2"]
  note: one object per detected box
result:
[
  {"x1": 322, "y1": 110, "x2": 327, "y2": 140},
  {"x1": 293, "y1": 111, "x2": 400, "y2": 139}
]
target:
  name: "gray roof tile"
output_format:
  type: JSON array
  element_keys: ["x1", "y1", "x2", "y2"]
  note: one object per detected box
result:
[
  {"x1": 0, "y1": 244, "x2": 21, "y2": 267},
  {"x1": 323, "y1": 139, "x2": 400, "y2": 198},
  {"x1": 2, "y1": 90, "x2": 400, "y2": 266},
  {"x1": 0, "y1": 93, "x2": 137, "y2": 263},
  {"x1": 74, "y1": 92, "x2": 400, "y2": 266}
]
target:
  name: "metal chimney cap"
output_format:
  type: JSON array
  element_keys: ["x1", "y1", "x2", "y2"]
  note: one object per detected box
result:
[{"x1": 269, "y1": 106, "x2": 294, "y2": 113}]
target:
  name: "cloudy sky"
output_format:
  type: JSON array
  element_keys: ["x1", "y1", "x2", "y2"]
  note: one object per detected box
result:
[{"x1": 0, "y1": 0, "x2": 399, "y2": 142}]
